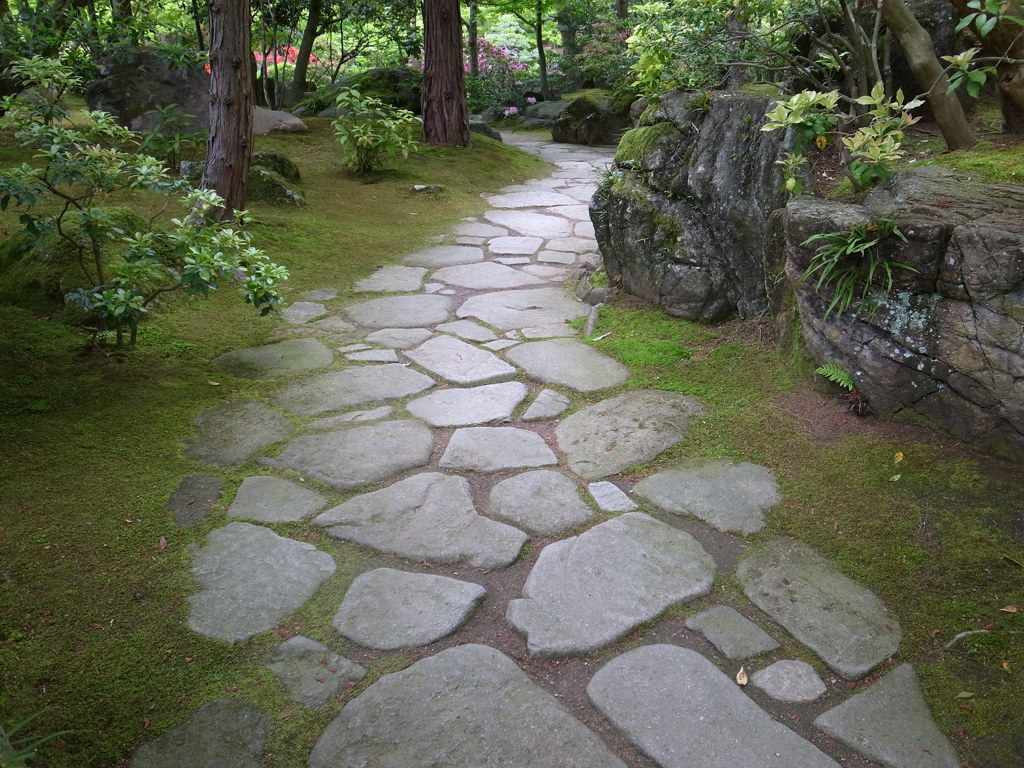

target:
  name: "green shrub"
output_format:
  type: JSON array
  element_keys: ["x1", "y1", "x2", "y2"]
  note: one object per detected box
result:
[{"x1": 331, "y1": 87, "x2": 421, "y2": 175}]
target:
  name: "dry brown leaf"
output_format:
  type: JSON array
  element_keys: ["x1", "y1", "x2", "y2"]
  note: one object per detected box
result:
[
  {"x1": 998, "y1": 605, "x2": 1020, "y2": 613},
  {"x1": 736, "y1": 667, "x2": 748, "y2": 686},
  {"x1": 894, "y1": 452, "x2": 904, "y2": 463}
]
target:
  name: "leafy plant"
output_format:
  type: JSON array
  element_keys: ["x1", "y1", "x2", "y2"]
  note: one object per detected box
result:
[
  {"x1": 0, "y1": 710, "x2": 70, "y2": 767},
  {"x1": 135, "y1": 104, "x2": 207, "y2": 172},
  {"x1": 331, "y1": 87, "x2": 421, "y2": 175},
  {"x1": 815, "y1": 363, "x2": 854, "y2": 391}
]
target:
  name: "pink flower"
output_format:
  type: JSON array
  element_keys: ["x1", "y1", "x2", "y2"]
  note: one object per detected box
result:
[
  {"x1": 526, "y1": 96, "x2": 537, "y2": 104},
  {"x1": 503, "y1": 106, "x2": 519, "y2": 117}
]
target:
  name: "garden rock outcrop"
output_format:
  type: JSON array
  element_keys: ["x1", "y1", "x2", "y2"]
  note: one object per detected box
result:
[{"x1": 551, "y1": 93, "x2": 631, "y2": 146}]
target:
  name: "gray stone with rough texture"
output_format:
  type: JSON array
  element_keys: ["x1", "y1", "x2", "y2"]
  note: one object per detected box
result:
[
  {"x1": 353, "y1": 265, "x2": 427, "y2": 293},
  {"x1": 281, "y1": 301, "x2": 327, "y2": 324},
  {"x1": 537, "y1": 250, "x2": 576, "y2": 264},
  {"x1": 546, "y1": 236, "x2": 597, "y2": 254},
  {"x1": 484, "y1": 339, "x2": 519, "y2": 351},
  {"x1": 484, "y1": 210, "x2": 574, "y2": 238},
  {"x1": 521, "y1": 265, "x2": 572, "y2": 282},
  {"x1": 188, "y1": 522, "x2": 336, "y2": 643},
  {"x1": 365, "y1": 327, "x2": 432, "y2": 349},
  {"x1": 440, "y1": 427, "x2": 557, "y2": 472},
  {"x1": 457, "y1": 287, "x2": 588, "y2": 332},
  {"x1": 312, "y1": 473, "x2": 526, "y2": 568},
  {"x1": 432, "y1": 261, "x2": 545, "y2": 290},
  {"x1": 485, "y1": 190, "x2": 581, "y2": 208},
  {"x1": 555, "y1": 390, "x2": 709, "y2": 479},
  {"x1": 488, "y1": 236, "x2": 544, "y2": 255},
  {"x1": 130, "y1": 699, "x2": 270, "y2": 768},
  {"x1": 345, "y1": 349, "x2": 399, "y2": 363},
  {"x1": 183, "y1": 402, "x2": 293, "y2": 466},
  {"x1": 338, "y1": 343, "x2": 370, "y2": 353},
  {"x1": 403, "y1": 245, "x2": 484, "y2": 268},
  {"x1": 405, "y1": 335, "x2": 515, "y2": 385},
  {"x1": 407, "y1": 382, "x2": 528, "y2": 426},
  {"x1": 166, "y1": 475, "x2": 224, "y2": 528},
  {"x1": 308, "y1": 644, "x2": 626, "y2": 768},
  {"x1": 814, "y1": 664, "x2": 960, "y2": 768},
  {"x1": 344, "y1": 294, "x2": 452, "y2": 328},
  {"x1": 265, "y1": 636, "x2": 365, "y2": 708},
  {"x1": 275, "y1": 364, "x2": 434, "y2": 417},
  {"x1": 227, "y1": 475, "x2": 326, "y2": 522},
  {"x1": 214, "y1": 338, "x2": 334, "y2": 379},
  {"x1": 307, "y1": 407, "x2": 393, "y2": 429},
  {"x1": 522, "y1": 388, "x2": 570, "y2": 420},
  {"x1": 452, "y1": 221, "x2": 508, "y2": 238},
  {"x1": 311, "y1": 316, "x2": 358, "y2": 334},
  {"x1": 737, "y1": 538, "x2": 901, "y2": 680},
  {"x1": 333, "y1": 568, "x2": 485, "y2": 650},
  {"x1": 304, "y1": 288, "x2": 337, "y2": 301},
  {"x1": 634, "y1": 461, "x2": 780, "y2": 535},
  {"x1": 507, "y1": 513, "x2": 715, "y2": 656},
  {"x1": 494, "y1": 256, "x2": 531, "y2": 265},
  {"x1": 435, "y1": 319, "x2": 497, "y2": 341},
  {"x1": 587, "y1": 481, "x2": 637, "y2": 512},
  {"x1": 685, "y1": 605, "x2": 780, "y2": 659},
  {"x1": 506, "y1": 338, "x2": 628, "y2": 392},
  {"x1": 490, "y1": 470, "x2": 593, "y2": 535},
  {"x1": 587, "y1": 645, "x2": 840, "y2": 768},
  {"x1": 751, "y1": 660, "x2": 826, "y2": 703}
]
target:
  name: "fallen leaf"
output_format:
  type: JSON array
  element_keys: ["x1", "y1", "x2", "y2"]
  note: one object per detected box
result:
[
  {"x1": 894, "y1": 452, "x2": 904, "y2": 463},
  {"x1": 736, "y1": 667, "x2": 748, "y2": 686},
  {"x1": 207, "y1": 380, "x2": 220, "y2": 386},
  {"x1": 1001, "y1": 661, "x2": 1011, "y2": 671},
  {"x1": 998, "y1": 605, "x2": 1020, "y2": 613},
  {"x1": 156, "y1": 536, "x2": 168, "y2": 550},
  {"x1": 888, "y1": 474, "x2": 902, "y2": 482},
  {"x1": 224, "y1": 685, "x2": 237, "y2": 692},
  {"x1": 955, "y1": 691, "x2": 974, "y2": 699}
]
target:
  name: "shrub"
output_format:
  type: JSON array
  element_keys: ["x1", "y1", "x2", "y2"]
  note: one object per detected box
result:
[{"x1": 331, "y1": 87, "x2": 421, "y2": 175}]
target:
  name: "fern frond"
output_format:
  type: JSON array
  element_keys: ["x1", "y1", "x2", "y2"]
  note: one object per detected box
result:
[{"x1": 815, "y1": 363, "x2": 854, "y2": 390}]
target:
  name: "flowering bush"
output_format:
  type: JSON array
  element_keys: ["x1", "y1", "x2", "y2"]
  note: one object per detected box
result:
[
  {"x1": 464, "y1": 38, "x2": 533, "y2": 113},
  {"x1": 526, "y1": 96, "x2": 537, "y2": 105},
  {"x1": 503, "y1": 106, "x2": 519, "y2": 118},
  {"x1": 254, "y1": 45, "x2": 328, "y2": 87}
]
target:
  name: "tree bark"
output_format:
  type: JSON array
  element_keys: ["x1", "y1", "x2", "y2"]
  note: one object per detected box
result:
[
  {"x1": 534, "y1": 0, "x2": 553, "y2": 100},
  {"x1": 877, "y1": 0, "x2": 976, "y2": 149},
  {"x1": 421, "y1": 0, "x2": 471, "y2": 146},
  {"x1": 615, "y1": 0, "x2": 627, "y2": 20},
  {"x1": 466, "y1": 0, "x2": 479, "y2": 77},
  {"x1": 201, "y1": 0, "x2": 253, "y2": 217},
  {"x1": 289, "y1": 0, "x2": 323, "y2": 104}
]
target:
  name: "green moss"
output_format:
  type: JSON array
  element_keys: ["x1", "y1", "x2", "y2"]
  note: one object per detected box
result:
[
  {"x1": 615, "y1": 122, "x2": 677, "y2": 166},
  {"x1": 914, "y1": 142, "x2": 1024, "y2": 183},
  {"x1": 738, "y1": 83, "x2": 783, "y2": 97}
]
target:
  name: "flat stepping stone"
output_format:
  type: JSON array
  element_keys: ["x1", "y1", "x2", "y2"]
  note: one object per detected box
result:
[
  {"x1": 166, "y1": 475, "x2": 224, "y2": 528},
  {"x1": 227, "y1": 475, "x2": 327, "y2": 522},
  {"x1": 555, "y1": 390, "x2": 709, "y2": 480},
  {"x1": 405, "y1": 336, "x2": 515, "y2": 386},
  {"x1": 275, "y1": 364, "x2": 434, "y2": 417},
  {"x1": 562, "y1": 184, "x2": 599, "y2": 202},
  {"x1": 751, "y1": 660, "x2": 826, "y2": 703},
  {"x1": 457, "y1": 287, "x2": 588, "y2": 331},
  {"x1": 432, "y1": 261, "x2": 545, "y2": 290},
  {"x1": 188, "y1": 522, "x2": 336, "y2": 643},
  {"x1": 685, "y1": 605, "x2": 780, "y2": 659},
  {"x1": 311, "y1": 316, "x2": 358, "y2": 334},
  {"x1": 365, "y1": 327, "x2": 432, "y2": 349},
  {"x1": 183, "y1": 401, "x2": 293, "y2": 466},
  {"x1": 490, "y1": 470, "x2": 593, "y2": 535},
  {"x1": 587, "y1": 645, "x2": 840, "y2": 768},
  {"x1": 494, "y1": 256, "x2": 532, "y2": 265},
  {"x1": 407, "y1": 381, "x2": 528, "y2": 427},
  {"x1": 489, "y1": 236, "x2": 544, "y2": 255},
  {"x1": 634, "y1": 461, "x2": 781, "y2": 535},
  {"x1": 304, "y1": 288, "x2": 337, "y2": 301},
  {"x1": 353, "y1": 265, "x2": 427, "y2": 293},
  {"x1": 544, "y1": 204, "x2": 591, "y2": 220},
  {"x1": 332, "y1": 568, "x2": 486, "y2": 650},
  {"x1": 484, "y1": 338, "x2": 519, "y2": 351},
  {"x1": 260, "y1": 420, "x2": 433, "y2": 489},
  {"x1": 545, "y1": 236, "x2": 598, "y2": 254},
  {"x1": 507, "y1": 512, "x2": 715, "y2": 656},
  {"x1": 506, "y1": 338, "x2": 628, "y2": 392},
  {"x1": 338, "y1": 343, "x2": 370, "y2": 353},
  {"x1": 484, "y1": 210, "x2": 574, "y2": 238},
  {"x1": 435, "y1": 319, "x2": 497, "y2": 342},
  {"x1": 440, "y1": 427, "x2": 557, "y2": 472},
  {"x1": 265, "y1": 636, "x2": 365, "y2": 708},
  {"x1": 312, "y1": 472, "x2": 526, "y2": 568},
  {"x1": 537, "y1": 250, "x2": 576, "y2": 264},
  {"x1": 130, "y1": 699, "x2": 270, "y2": 768},
  {"x1": 403, "y1": 245, "x2": 484, "y2": 268},
  {"x1": 344, "y1": 294, "x2": 452, "y2": 328},
  {"x1": 521, "y1": 265, "x2": 572, "y2": 282},
  {"x1": 587, "y1": 481, "x2": 637, "y2": 512},
  {"x1": 814, "y1": 665, "x2": 960, "y2": 768},
  {"x1": 522, "y1": 388, "x2": 570, "y2": 420},
  {"x1": 737, "y1": 538, "x2": 902, "y2": 680},
  {"x1": 308, "y1": 644, "x2": 626, "y2": 768},
  {"x1": 214, "y1": 338, "x2": 334, "y2": 379},
  {"x1": 452, "y1": 221, "x2": 508, "y2": 238},
  {"x1": 576, "y1": 221, "x2": 596, "y2": 238},
  {"x1": 456, "y1": 235, "x2": 486, "y2": 245},
  {"x1": 281, "y1": 301, "x2": 327, "y2": 323},
  {"x1": 307, "y1": 406, "x2": 394, "y2": 429},
  {"x1": 485, "y1": 190, "x2": 581, "y2": 208},
  {"x1": 345, "y1": 349, "x2": 399, "y2": 363}
]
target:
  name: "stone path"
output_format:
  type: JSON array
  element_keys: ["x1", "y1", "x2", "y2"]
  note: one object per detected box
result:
[{"x1": 135, "y1": 137, "x2": 961, "y2": 768}]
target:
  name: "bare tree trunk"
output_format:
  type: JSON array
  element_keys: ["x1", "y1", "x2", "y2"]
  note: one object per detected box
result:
[
  {"x1": 724, "y1": 1, "x2": 749, "y2": 89},
  {"x1": 466, "y1": 0, "x2": 479, "y2": 77},
  {"x1": 422, "y1": 0, "x2": 471, "y2": 146},
  {"x1": 615, "y1": 0, "x2": 627, "y2": 20},
  {"x1": 534, "y1": 0, "x2": 553, "y2": 100},
  {"x1": 190, "y1": 0, "x2": 204, "y2": 49},
  {"x1": 201, "y1": 0, "x2": 253, "y2": 217},
  {"x1": 877, "y1": 0, "x2": 976, "y2": 149},
  {"x1": 289, "y1": 0, "x2": 323, "y2": 104}
]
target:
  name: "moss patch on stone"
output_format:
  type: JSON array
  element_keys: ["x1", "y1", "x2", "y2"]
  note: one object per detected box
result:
[{"x1": 615, "y1": 122, "x2": 678, "y2": 167}]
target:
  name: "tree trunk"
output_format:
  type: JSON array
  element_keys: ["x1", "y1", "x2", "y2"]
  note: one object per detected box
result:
[
  {"x1": 724, "y1": 2, "x2": 750, "y2": 89},
  {"x1": 534, "y1": 0, "x2": 553, "y2": 100},
  {"x1": 201, "y1": 0, "x2": 253, "y2": 217},
  {"x1": 877, "y1": 0, "x2": 976, "y2": 149},
  {"x1": 466, "y1": 0, "x2": 479, "y2": 77},
  {"x1": 190, "y1": 0, "x2": 204, "y2": 49},
  {"x1": 421, "y1": 0, "x2": 471, "y2": 146},
  {"x1": 289, "y1": 0, "x2": 323, "y2": 104},
  {"x1": 615, "y1": 0, "x2": 627, "y2": 20}
]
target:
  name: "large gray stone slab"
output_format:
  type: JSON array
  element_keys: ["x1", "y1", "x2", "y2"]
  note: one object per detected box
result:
[
  {"x1": 403, "y1": 245, "x2": 484, "y2": 268},
  {"x1": 313, "y1": 473, "x2": 526, "y2": 568},
  {"x1": 345, "y1": 349, "x2": 399, "y2": 363},
  {"x1": 344, "y1": 294, "x2": 452, "y2": 328},
  {"x1": 275, "y1": 364, "x2": 434, "y2": 417},
  {"x1": 214, "y1": 338, "x2": 334, "y2": 379},
  {"x1": 484, "y1": 210, "x2": 574, "y2": 238},
  {"x1": 364, "y1": 327, "x2": 432, "y2": 349},
  {"x1": 490, "y1": 470, "x2": 593, "y2": 535},
  {"x1": 333, "y1": 568, "x2": 485, "y2": 650},
  {"x1": 488, "y1": 236, "x2": 544, "y2": 255},
  {"x1": 188, "y1": 522, "x2": 336, "y2": 643},
  {"x1": 308, "y1": 644, "x2": 626, "y2": 768},
  {"x1": 737, "y1": 538, "x2": 902, "y2": 680},
  {"x1": 814, "y1": 664, "x2": 960, "y2": 768},
  {"x1": 435, "y1": 319, "x2": 497, "y2": 342},
  {"x1": 457, "y1": 287, "x2": 588, "y2": 332},
  {"x1": 183, "y1": 401, "x2": 293, "y2": 466},
  {"x1": 440, "y1": 427, "x2": 557, "y2": 472},
  {"x1": 506, "y1": 338, "x2": 628, "y2": 392},
  {"x1": 307, "y1": 406, "x2": 394, "y2": 429},
  {"x1": 260, "y1": 420, "x2": 433, "y2": 489},
  {"x1": 587, "y1": 481, "x2": 637, "y2": 512},
  {"x1": 432, "y1": 261, "x2": 546, "y2": 290},
  {"x1": 587, "y1": 645, "x2": 840, "y2": 768},
  {"x1": 406, "y1": 381, "x2": 528, "y2": 426},
  {"x1": 311, "y1": 316, "x2": 358, "y2": 334},
  {"x1": 404, "y1": 336, "x2": 516, "y2": 386},
  {"x1": 684, "y1": 605, "x2": 780, "y2": 659},
  {"x1": 485, "y1": 190, "x2": 581, "y2": 208},
  {"x1": 227, "y1": 475, "x2": 327, "y2": 522},
  {"x1": 265, "y1": 636, "x2": 365, "y2": 708},
  {"x1": 555, "y1": 390, "x2": 709, "y2": 480},
  {"x1": 506, "y1": 512, "x2": 715, "y2": 656},
  {"x1": 353, "y1": 265, "x2": 427, "y2": 293},
  {"x1": 522, "y1": 388, "x2": 570, "y2": 420},
  {"x1": 545, "y1": 236, "x2": 598, "y2": 254},
  {"x1": 634, "y1": 461, "x2": 780, "y2": 535},
  {"x1": 281, "y1": 301, "x2": 327, "y2": 324},
  {"x1": 130, "y1": 699, "x2": 270, "y2": 768},
  {"x1": 166, "y1": 475, "x2": 224, "y2": 528},
  {"x1": 451, "y1": 221, "x2": 508, "y2": 238},
  {"x1": 751, "y1": 660, "x2": 826, "y2": 703}
]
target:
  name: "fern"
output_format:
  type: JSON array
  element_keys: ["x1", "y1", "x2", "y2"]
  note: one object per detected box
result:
[{"x1": 815, "y1": 364, "x2": 854, "y2": 391}]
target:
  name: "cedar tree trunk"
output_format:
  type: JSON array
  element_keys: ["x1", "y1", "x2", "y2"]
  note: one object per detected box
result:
[
  {"x1": 289, "y1": 0, "x2": 323, "y2": 104},
  {"x1": 422, "y1": 0, "x2": 471, "y2": 146},
  {"x1": 534, "y1": 0, "x2": 553, "y2": 100},
  {"x1": 466, "y1": 0, "x2": 479, "y2": 77}
]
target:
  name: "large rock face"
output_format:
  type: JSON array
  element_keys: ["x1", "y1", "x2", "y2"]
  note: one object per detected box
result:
[
  {"x1": 591, "y1": 91, "x2": 791, "y2": 321},
  {"x1": 783, "y1": 167, "x2": 1024, "y2": 460}
]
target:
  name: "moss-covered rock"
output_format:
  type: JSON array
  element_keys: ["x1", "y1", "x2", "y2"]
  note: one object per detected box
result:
[
  {"x1": 615, "y1": 123, "x2": 678, "y2": 168},
  {"x1": 551, "y1": 94, "x2": 631, "y2": 146},
  {"x1": 248, "y1": 167, "x2": 304, "y2": 207},
  {"x1": 251, "y1": 151, "x2": 301, "y2": 184},
  {"x1": 343, "y1": 68, "x2": 422, "y2": 113}
]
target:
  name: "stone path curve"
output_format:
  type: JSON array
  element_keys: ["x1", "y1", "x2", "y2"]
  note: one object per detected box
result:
[{"x1": 136, "y1": 136, "x2": 961, "y2": 768}]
